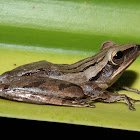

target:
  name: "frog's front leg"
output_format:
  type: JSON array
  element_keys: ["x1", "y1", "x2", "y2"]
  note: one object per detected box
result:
[
  {"x1": 80, "y1": 82, "x2": 140, "y2": 110},
  {"x1": 118, "y1": 85, "x2": 140, "y2": 94},
  {"x1": 96, "y1": 92, "x2": 140, "y2": 110}
]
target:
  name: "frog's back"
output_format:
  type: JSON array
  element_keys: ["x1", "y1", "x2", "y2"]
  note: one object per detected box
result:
[
  {"x1": 2, "y1": 61, "x2": 50, "y2": 75},
  {"x1": 0, "y1": 61, "x2": 55, "y2": 83}
]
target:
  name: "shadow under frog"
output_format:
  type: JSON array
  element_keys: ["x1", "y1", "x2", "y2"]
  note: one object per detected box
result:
[{"x1": 110, "y1": 70, "x2": 138, "y2": 92}]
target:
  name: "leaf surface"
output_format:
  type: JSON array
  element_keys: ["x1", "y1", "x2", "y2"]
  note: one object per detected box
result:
[{"x1": 0, "y1": 0, "x2": 140, "y2": 131}]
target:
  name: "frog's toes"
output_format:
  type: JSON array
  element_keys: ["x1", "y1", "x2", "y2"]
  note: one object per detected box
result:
[
  {"x1": 85, "y1": 101, "x2": 95, "y2": 108},
  {"x1": 80, "y1": 102, "x2": 95, "y2": 108},
  {"x1": 128, "y1": 104, "x2": 136, "y2": 111},
  {"x1": 72, "y1": 100, "x2": 95, "y2": 108},
  {"x1": 129, "y1": 97, "x2": 140, "y2": 103},
  {"x1": 87, "y1": 103, "x2": 95, "y2": 108}
]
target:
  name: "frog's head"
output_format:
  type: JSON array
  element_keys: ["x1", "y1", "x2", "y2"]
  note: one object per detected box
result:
[
  {"x1": 91, "y1": 41, "x2": 140, "y2": 89},
  {"x1": 103, "y1": 41, "x2": 140, "y2": 82}
]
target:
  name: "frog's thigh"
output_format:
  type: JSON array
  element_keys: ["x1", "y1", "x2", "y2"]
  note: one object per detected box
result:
[
  {"x1": 0, "y1": 77, "x2": 87, "y2": 106},
  {"x1": 37, "y1": 77, "x2": 86, "y2": 99}
]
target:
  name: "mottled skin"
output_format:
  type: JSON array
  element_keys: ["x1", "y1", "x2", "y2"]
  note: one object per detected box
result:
[{"x1": 0, "y1": 41, "x2": 140, "y2": 110}]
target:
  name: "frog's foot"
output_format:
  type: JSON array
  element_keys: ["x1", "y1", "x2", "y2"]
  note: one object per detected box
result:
[
  {"x1": 110, "y1": 94, "x2": 137, "y2": 110},
  {"x1": 127, "y1": 96, "x2": 140, "y2": 103},
  {"x1": 97, "y1": 92, "x2": 140, "y2": 110}
]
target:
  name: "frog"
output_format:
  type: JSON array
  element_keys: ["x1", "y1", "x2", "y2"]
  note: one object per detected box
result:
[{"x1": 0, "y1": 40, "x2": 140, "y2": 110}]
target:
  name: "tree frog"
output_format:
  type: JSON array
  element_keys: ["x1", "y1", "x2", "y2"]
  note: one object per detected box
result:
[{"x1": 0, "y1": 41, "x2": 140, "y2": 110}]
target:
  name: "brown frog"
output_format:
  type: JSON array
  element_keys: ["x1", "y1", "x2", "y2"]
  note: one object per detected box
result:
[{"x1": 0, "y1": 40, "x2": 140, "y2": 110}]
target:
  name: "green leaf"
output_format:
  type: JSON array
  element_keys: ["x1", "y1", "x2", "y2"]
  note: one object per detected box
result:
[{"x1": 0, "y1": 0, "x2": 140, "y2": 131}]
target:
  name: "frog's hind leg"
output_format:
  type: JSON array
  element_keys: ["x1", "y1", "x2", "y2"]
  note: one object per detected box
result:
[
  {"x1": 0, "y1": 76, "x2": 95, "y2": 108},
  {"x1": 39, "y1": 96, "x2": 92, "y2": 107},
  {"x1": 0, "y1": 86, "x2": 92, "y2": 107}
]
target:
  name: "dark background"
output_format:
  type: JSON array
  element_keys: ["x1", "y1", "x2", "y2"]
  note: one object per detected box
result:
[{"x1": 0, "y1": 117, "x2": 140, "y2": 138}]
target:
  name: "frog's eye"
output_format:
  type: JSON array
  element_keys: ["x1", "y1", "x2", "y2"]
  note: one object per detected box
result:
[
  {"x1": 113, "y1": 51, "x2": 123, "y2": 59},
  {"x1": 112, "y1": 51, "x2": 124, "y2": 65}
]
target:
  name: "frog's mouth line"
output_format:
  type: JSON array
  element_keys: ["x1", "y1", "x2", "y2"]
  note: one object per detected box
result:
[{"x1": 111, "y1": 45, "x2": 140, "y2": 80}]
